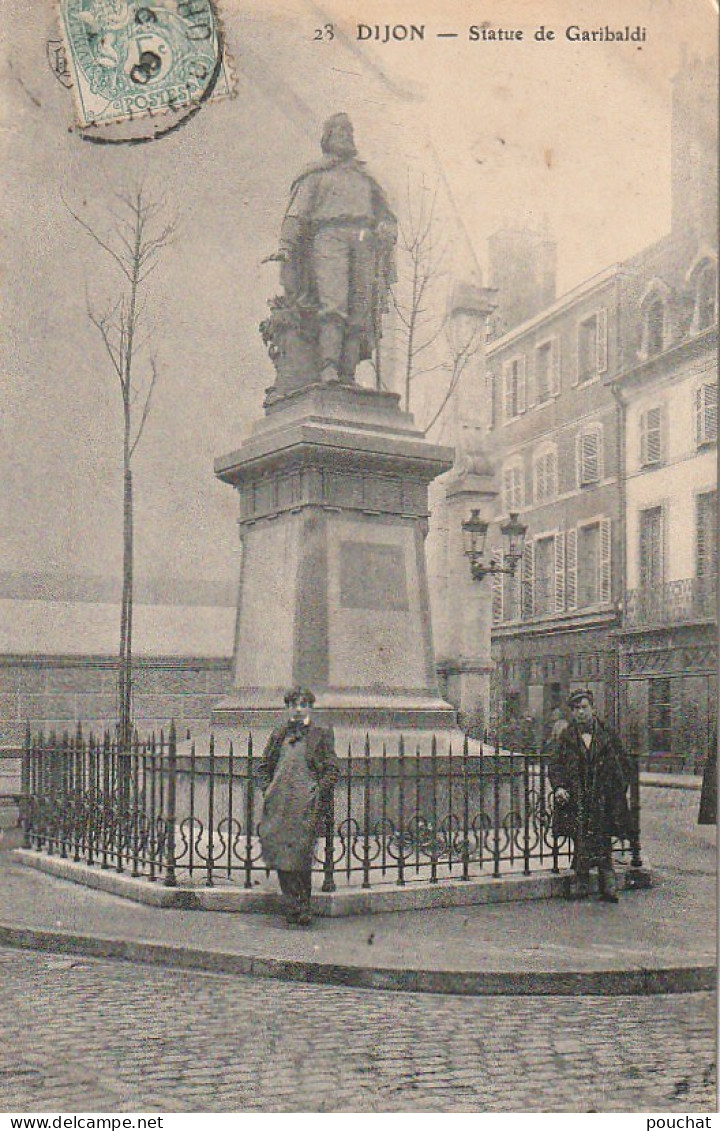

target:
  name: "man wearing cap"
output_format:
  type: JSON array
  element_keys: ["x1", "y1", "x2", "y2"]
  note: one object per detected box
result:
[
  {"x1": 549, "y1": 690, "x2": 633, "y2": 902},
  {"x1": 274, "y1": 112, "x2": 397, "y2": 382},
  {"x1": 257, "y1": 687, "x2": 339, "y2": 926}
]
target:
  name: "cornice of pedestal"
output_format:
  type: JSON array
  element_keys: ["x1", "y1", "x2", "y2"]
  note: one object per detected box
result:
[{"x1": 216, "y1": 417, "x2": 454, "y2": 488}]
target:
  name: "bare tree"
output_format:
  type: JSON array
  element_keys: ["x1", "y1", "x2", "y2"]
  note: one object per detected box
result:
[
  {"x1": 423, "y1": 318, "x2": 485, "y2": 437},
  {"x1": 392, "y1": 173, "x2": 448, "y2": 412},
  {"x1": 64, "y1": 187, "x2": 177, "y2": 748}
]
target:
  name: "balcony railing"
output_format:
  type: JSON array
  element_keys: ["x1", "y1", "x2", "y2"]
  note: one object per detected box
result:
[{"x1": 624, "y1": 577, "x2": 717, "y2": 628}]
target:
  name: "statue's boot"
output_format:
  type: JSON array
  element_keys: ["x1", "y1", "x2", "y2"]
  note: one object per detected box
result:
[
  {"x1": 598, "y1": 866, "x2": 619, "y2": 903},
  {"x1": 318, "y1": 318, "x2": 345, "y2": 383}
]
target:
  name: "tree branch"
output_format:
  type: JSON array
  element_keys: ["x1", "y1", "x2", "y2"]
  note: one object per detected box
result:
[
  {"x1": 129, "y1": 357, "x2": 158, "y2": 461},
  {"x1": 62, "y1": 195, "x2": 133, "y2": 283}
]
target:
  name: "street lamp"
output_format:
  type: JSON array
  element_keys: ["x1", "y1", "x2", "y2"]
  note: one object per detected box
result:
[{"x1": 462, "y1": 510, "x2": 527, "y2": 582}]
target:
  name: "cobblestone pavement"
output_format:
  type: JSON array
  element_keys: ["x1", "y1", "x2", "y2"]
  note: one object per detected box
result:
[{"x1": 0, "y1": 947, "x2": 715, "y2": 1114}]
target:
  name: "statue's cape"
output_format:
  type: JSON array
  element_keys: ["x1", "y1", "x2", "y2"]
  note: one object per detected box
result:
[{"x1": 289, "y1": 155, "x2": 380, "y2": 192}]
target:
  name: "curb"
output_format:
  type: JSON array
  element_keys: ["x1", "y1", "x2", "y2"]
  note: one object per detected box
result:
[
  {"x1": 12, "y1": 848, "x2": 573, "y2": 915},
  {"x1": 640, "y1": 774, "x2": 703, "y2": 792},
  {"x1": 0, "y1": 921, "x2": 713, "y2": 997}
]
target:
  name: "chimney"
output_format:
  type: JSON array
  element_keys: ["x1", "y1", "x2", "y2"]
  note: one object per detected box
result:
[
  {"x1": 487, "y1": 227, "x2": 557, "y2": 334},
  {"x1": 671, "y1": 57, "x2": 718, "y2": 242}
]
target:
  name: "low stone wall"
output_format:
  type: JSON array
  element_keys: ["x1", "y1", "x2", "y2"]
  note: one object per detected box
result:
[{"x1": 0, "y1": 656, "x2": 233, "y2": 750}]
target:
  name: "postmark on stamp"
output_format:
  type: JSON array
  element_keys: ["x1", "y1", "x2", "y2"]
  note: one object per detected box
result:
[{"x1": 57, "y1": 0, "x2": 234, "y2": 141}]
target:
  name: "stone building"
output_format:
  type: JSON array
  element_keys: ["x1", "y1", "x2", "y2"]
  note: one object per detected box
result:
[
  {"x1": 478, "y1": 56, "x2": 717, "y2": 756},
  {"x1": 483, "y1": 252, "x2": 624, "y2": 736},
  {"x1": 613, "y1": 57, "x2": 718, "y2": 770}
]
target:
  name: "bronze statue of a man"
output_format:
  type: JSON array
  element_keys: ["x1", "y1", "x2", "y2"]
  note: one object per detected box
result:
[{"x1": 273, "y1": 113, "x2": 397, "y2": 384}]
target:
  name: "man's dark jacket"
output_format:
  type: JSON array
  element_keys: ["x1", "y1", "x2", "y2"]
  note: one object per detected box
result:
[
  {"x1": 548, "y1": 718, "x2": 633, "y2": 852},
  {"x1": 257, "y1": 722, "x2": 340, "y2": 792}
]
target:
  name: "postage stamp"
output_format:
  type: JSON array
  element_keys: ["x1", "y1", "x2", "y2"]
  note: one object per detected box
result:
[{"x1": 57, "y1": 0, "x2": 234, "y2": 138}]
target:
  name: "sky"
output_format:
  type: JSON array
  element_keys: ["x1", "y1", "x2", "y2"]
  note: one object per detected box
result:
[{"x1": 1, "y1": 0, "x2": 717, "y2": 611}]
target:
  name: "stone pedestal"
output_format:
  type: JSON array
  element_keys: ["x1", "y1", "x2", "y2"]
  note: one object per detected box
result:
[{"x1": 213, "y1": 382, "x2": 458, "y2": 746}]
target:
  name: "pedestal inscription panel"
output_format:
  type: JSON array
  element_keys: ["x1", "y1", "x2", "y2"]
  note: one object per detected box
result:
[
  {"x1": 328, "y1": 517, "x2": 430, "y2": 693},
  {"x1": 339, "y1": 541, "x2": 409, "y2": 612}
]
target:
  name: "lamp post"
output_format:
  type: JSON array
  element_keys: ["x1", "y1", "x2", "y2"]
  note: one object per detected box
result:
[{"x1": 462, "y1": 510, "x2": 527, "y2": 582}]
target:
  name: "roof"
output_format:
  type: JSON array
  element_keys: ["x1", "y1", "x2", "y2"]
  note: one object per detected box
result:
[
  {"x1": 0, "y1": 601, "x2": 235, "y2": 658},
  {"x1": 486, "y1": 264, "x2": 622, "y2": 355}
]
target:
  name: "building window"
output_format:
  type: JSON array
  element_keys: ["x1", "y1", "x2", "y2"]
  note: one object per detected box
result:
[
  {"x1": 492, "y1": 563, "x2": 522, "y2": 625},
  {"x1": 645, "y1": 298, "x2": 665, "y2": 355},
  {"x1": 696, "y1": 383, "x2": 718, "y2": 446},
  {"x1": 578, "y1": 523, "x2": 601, "y2": 607},
  {"x1": 568, "y1": 519, "x2": 611, "y2": 610},
  {"x1": 533, "y1": 339, "x2": 560, "y2": 403},
  {"x1": 533, "y1": 446, "x2": 557, "y2": 504},
  {"x1": 576, "y1": 308, "x2": 608, "y2": 385},
  {"x1": 648, "y1": 678, "x2": 672, "y2": 753},
  {"x1": 503, "y1": 356, "x2": 526, "y2": 420},
  {"x1": 640, "y1": 406, "x2": 664, "y2": 467},
  {"x1": 639, "y1": 506, "x2": 664, "y2": 590},
  {"x1": 696, "y1": 490, "x2": 718, "y2": 583},
  {"x1": 534, "y1": 535, "x2": 555, "y2": 616},
  {"x1": 577, "y1": 425, "x2": 603, "y2": 486},
  {"x1": 503, "y1": 460, "x2": 524, "y2": 511}
]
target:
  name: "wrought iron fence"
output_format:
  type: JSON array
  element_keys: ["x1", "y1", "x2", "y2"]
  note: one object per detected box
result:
[{"x1": 20, "y1": 725, "x2": 642, "y2": 890}]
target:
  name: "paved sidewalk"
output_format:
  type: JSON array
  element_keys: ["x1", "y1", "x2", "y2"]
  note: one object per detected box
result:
[{"x1": 0, "y1": 785, "x2": 715, "y2": 995}]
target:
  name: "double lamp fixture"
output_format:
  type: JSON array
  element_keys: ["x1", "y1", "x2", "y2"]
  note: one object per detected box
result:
[{"x1": 462, "y1": 510, "x2": 528, "y2": 582}]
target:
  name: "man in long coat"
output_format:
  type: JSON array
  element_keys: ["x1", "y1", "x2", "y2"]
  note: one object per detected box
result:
[
  {"x1": 549, "y1": 689, "x2": 633, "y2": 903},
  {"x1": 257, "y1": 686, "x2": 339, "y2": 926}
]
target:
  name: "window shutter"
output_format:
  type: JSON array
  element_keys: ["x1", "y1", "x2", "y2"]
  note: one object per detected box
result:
[
  {"x1": 504, "y1": 464, "x2": 523, "y2": 510},
  {"x1": 596, "y1": 307, "x2": 608, "y2": 373},
  {"x1": 580, "y1": 429, "x2": 601, "y2": 485},
  {"x1": 599, "y1": 518, "x2": 612, "y2": 604},
  {"x1": 697, "y1": 498, "x2": 708, "y2": 579},
  {"x1": 640, "y1": 507, "x2": 664, "y2": 589},
  {"x1": 491, "y1": 569, "x2": 504, "y2": 625},
  {"x1": 503, "y1": 467, "x2": 513, "y2": 512},
  {"x1": 516, "y1": 356, "x2": 527, "y2": 413},
  {"x1": 641, "y1": 406, "x2": 663, "y2": 465},
  {"x1": 696, "y1": 386, "x2": 703, "y2": 445},
  {"x1": 548, "y1": 450, "x2": 558, "y2": 499},
  {"x1": 521, "y1": 540, "x2": 534, "y2": 619},
  {"x1": 503, "y1": 361, "x2": 514, "y2": 421},
  {"x1": 551, "y1": 337, "x2": 561, "y2": 396},
  {"x1": 488, "y1": 371, "x2": 497, "y2": 431},
  {"x1": 526, "y1": 349, "x2": 536, "y2": 409},
  {"x1": 513, "y1": 465, "x2": 523, "y2": 508},
  {"x1": 566, "y1": 528, "x2": 578, "y2": 610},
  {"x1": 706, "y1": 383, "x2": 716, "y2": 440},
  {"x1": 696, "y1": 491, "x2": 718, "y2": 580},
  {"x1": 646, "y1": 407, "x2": 664, "y2": 463},
  {"x1": 554, "y1": 531, "x2": 566, "y2": 612},
  {"x1": 534, "y1": 457, "x2": 543, "y2": 504},
  {"x1": 699, "y1": 383, "x2": 718, "y2": 444}
]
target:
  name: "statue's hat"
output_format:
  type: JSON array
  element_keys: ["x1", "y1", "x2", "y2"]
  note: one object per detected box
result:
[{"x1": 321, "y1": 112, "x2": 354, "y2": 153}]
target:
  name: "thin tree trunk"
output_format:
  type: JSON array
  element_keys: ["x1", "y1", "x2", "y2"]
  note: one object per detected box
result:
[
  {"x1": 68, "y1": 188, "x2": 174, "y2": 747},
  {"x1": 120, "y1": 465, "x2": 133, "y2": 750}
]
